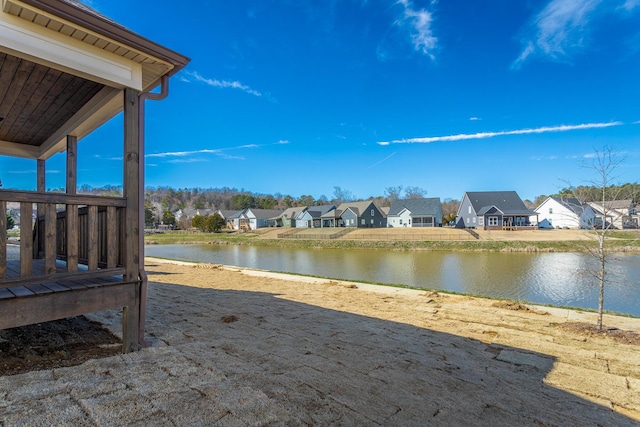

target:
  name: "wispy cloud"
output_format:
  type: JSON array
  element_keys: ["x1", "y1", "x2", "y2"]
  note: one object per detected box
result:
[
  {"x1": 396, "y1": 0, "x2": 438, "y2": 59},
  {"x1": 377, "y1": 121, "x2": 623, "y2": 145},
  {"x1": 182, "y1": 70, "x2": 264, "y2": 97},
  {"x1": 621, "y1": 0, "x2": 640, "y2": 11},
  {"x1": 514, "y1": 0, "x2": 602, "y2": 67},
  {"x1": 469, "y1": 117, "x2": 481, "y2": 121},
  {"x1": 145, "y1": 140, "x2": 288, "y2": 162},
  {"x1": 8, "y1": 169, "x2": 61, "y2": 174}
]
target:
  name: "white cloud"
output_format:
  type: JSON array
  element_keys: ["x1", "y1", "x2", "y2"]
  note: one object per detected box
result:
[
  {"x1": 146, "y1": 140, "x2": 285, "y2": 161},
  {"x1": 377, "y1": 121, "x2": 623, "y2": 145},
  {"x1": 621, "y1": 0, "x2": 640, "y2": 11},
  {"x1": 396, "y1": 0, "x2": 438, "y2": 59},
  {"x1": 469, "y1": 117, "x2": 481, "y2": 121},
  {"x1": 514, "y1": 0, "x2": 602, "y2": 67},
  {"x1": 183, "y1": 70, "x2": 264, "y2": 97}
]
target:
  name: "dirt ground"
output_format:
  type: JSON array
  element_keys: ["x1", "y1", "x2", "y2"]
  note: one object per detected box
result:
[{"x1": 1, "y1": 258, "x2": 640, "y2": 426}]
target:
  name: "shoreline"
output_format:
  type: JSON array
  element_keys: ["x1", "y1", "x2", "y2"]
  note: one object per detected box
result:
[{"x1": 145, "y1": 257, "x2": 639, "y2": 321}]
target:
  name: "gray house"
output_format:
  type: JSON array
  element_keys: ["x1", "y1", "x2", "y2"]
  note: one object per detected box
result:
[
  {"x1": 295, "y1": 205, "x2": 336, "y2": 228},
  {"x1": 271, "y1": 207, "x2": 307, "y2": 228},
  {"x1": 323, "y1": 201, "x2": 386, "y2": 228},
  {"x1": 387, "y1": 198, "x2": 442, "y2": 228},
  {"x1": 456, "y1": 191, "x2": 537, "y2": 230}
]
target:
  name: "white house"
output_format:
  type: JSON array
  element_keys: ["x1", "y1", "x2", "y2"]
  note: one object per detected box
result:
[
  {"x1": 535, "y1": 197, "x2": 595, "y2": 229},
  {"x1": 387, "y1": 198, "x2": 442, "y2": 228}
]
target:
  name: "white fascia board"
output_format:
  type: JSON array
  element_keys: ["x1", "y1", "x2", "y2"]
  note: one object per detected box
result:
[
  {"x1": 0, "y1": 11, "x2": 142, "y2": 90},
  {"x1": 0, "y1": 139, "x2": 40, "y2": 158}
]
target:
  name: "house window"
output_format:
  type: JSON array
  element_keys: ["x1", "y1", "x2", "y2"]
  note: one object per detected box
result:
[
  {"x1": 549, "y1": 208, "x2": 553, "y2": 214},
  {"x1": 399, "y1": 219, "x2": 403, "y2": 225},
  {"x1": 371, "y1": 209, "x2": 374, "y2": 216},
  {"x1": 488, "y1": 216, "x2": 498, "y2": 226},
  {"x1": 371, "y1": 219, "x2": 374, "y2": 224},
  {"x1": 468, "y1": 206, "x2": 472, "y2": 214},
  {"x1": 472, "y1": 217, "x2": 476, "y2": 224},
  {"x1": 361, "y1": 219, "x2": 365, "y2": 225}
]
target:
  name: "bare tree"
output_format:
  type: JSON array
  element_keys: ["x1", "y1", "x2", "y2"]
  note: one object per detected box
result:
[
  {"x1": 569, "y1": 147, "x2": 629, "y2": 330},
  {"x1": 404, "y1": 186, "x2": 427, "y2": 199},
  {"x1": 332, "y1": 186, "x2": 354, "y2": 205},
  {"x1": 384, "y1": 186, "x2": 403, "y2": 201}
]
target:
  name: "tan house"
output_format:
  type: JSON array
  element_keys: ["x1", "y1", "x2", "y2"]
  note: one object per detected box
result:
[{"x1": 0, "y1": 0, "x2": 188, "y2": 352}]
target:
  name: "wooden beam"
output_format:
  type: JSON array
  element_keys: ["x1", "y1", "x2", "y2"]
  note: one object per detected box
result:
[
  {"x1": 0, "y1": 139, "x2": 40, "y2": 159},
  {"x1": 0, "y1": 190, "x2": 126, "y2": 207},
  {"x1": 38, "y1": 87, "x2": 122, "y2": 160},
  {"x1": 0, "y1": 281, "x2": 136, "y2": 331},
  {"x1": 66, "y1": 135, "x2": 77, "y2": 194}
]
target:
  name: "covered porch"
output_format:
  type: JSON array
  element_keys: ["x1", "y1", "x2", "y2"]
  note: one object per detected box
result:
[{"x1": 0, "y1": 0, "x2": 188, "y2": 352}]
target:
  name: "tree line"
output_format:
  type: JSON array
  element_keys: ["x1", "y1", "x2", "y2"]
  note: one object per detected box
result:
[{"x1": 31, "y1": 182, "x2": 636, "y2": 230}]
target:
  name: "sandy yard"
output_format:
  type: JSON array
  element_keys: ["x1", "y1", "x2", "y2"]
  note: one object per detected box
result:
[{"x1": 1, "y1": 257, "x2": 640, "y2": 426}]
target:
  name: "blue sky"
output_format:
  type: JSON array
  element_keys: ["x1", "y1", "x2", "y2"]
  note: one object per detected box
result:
[{"x1": 2, "y1": 0, "x2": 639, "y2": 202}]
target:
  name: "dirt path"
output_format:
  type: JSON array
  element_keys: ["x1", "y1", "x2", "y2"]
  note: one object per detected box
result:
[{"x1": 1, "y1": 258, "x2": 639, "y2": 426}]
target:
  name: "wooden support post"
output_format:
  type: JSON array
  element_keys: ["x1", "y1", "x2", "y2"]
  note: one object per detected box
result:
[
  {"x1": 66, "y1": 135, "x2": 78, "y2": 273},
  {"x1": 0, "y1": 200, "x2": 5, "y2": 279},
  {"x1": 44, "y1": 203, "x2": 56, "y2": 275},
  {"x1": 66, "y1": 136, "x2": 77, "y2": 195},
  {"x1": 123, "y1": 87, "x2": 141, "y2": 352},
  {"x1": 20, "y1": 202, "x2": 33, "y2": 276}
]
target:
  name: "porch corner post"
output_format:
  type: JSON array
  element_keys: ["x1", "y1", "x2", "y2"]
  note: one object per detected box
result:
[{"x1": 123, "y1": 87, "x2": 142, "y2": 352}]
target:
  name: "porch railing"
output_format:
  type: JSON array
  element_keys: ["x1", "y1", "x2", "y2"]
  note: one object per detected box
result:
[{"x1": 0, "y1": 190, "x2": 127, "y2": 288}]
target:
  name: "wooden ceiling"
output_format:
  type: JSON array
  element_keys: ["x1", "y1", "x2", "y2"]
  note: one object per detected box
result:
[{"x1": 0, "y1": 52, "x2": 104, "y2": 147}]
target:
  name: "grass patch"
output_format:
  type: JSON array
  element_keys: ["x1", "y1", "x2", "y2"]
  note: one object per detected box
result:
[{"x1": 145, "y1": 231, "x2": 640, "y2": 253}]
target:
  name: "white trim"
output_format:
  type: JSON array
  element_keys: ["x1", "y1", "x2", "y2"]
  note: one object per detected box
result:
[{"x1": 0, "y1": 10, "x2": 142, "y2": 89}]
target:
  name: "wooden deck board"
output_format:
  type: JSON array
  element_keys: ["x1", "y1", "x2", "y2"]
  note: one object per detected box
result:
[{"x1": 0, "y1": 288, "x2": 15, "y2": 300}]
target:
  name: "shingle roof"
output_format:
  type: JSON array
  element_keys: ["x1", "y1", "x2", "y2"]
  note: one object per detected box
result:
[
  {"x1": 388, "y1": 198, "x2": 441, "y2": 216},
  {"x1": 550, "y1": 197, "x2": 588, "y2": 215},
  {"x1": 246, "y1": 209, "x2": 284, "y2": 220},
  {"x1": 465, "y1": 191, "x2": 535, "y2": 215}
]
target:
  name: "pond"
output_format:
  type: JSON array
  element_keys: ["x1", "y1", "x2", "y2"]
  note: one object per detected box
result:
[{"x1": 145, "y1": 244, "x2": 640, "y2": 316}]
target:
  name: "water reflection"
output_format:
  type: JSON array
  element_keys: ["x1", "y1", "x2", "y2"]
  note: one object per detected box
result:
[{"x1": 145, "y1": 244, "x2": 640, "y2": 316}]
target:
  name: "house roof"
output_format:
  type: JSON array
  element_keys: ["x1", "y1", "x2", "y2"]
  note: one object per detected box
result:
[
  {"x1": 333, "y1": 201, "x2": 381, "y2": 218},
  {"x1": 590, "y1": 199, "x2": 633, "y2": 210},
  {"x1": 246, "y1": 209, "x2": 283, "y2": 220},
  {"x1": 388, "y1": 198, "x2": 441, "y2": 216},
  {"x1": 306, "y1": 204, "x2": 336, "y2": 218},
  {"x1": 271, "y1": 207, "x2": 306, "y2": 220},
  {"x1": 216, "y1": 210, "x2": 240, "y2": 219},
  {"x1": 0, "y1": 0, "x2": 189, "y2": 160},
  {"x1": 546, "y1": 197, "x2": 589, "y2": 216},
  {"x1": 464, "y1": 191, "x2": 535, "y2": 216}
]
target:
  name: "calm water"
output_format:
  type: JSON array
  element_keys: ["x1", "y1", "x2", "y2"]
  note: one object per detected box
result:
[{"x1": 145, "y1": 244, "x2": 640, "y2": 316}]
